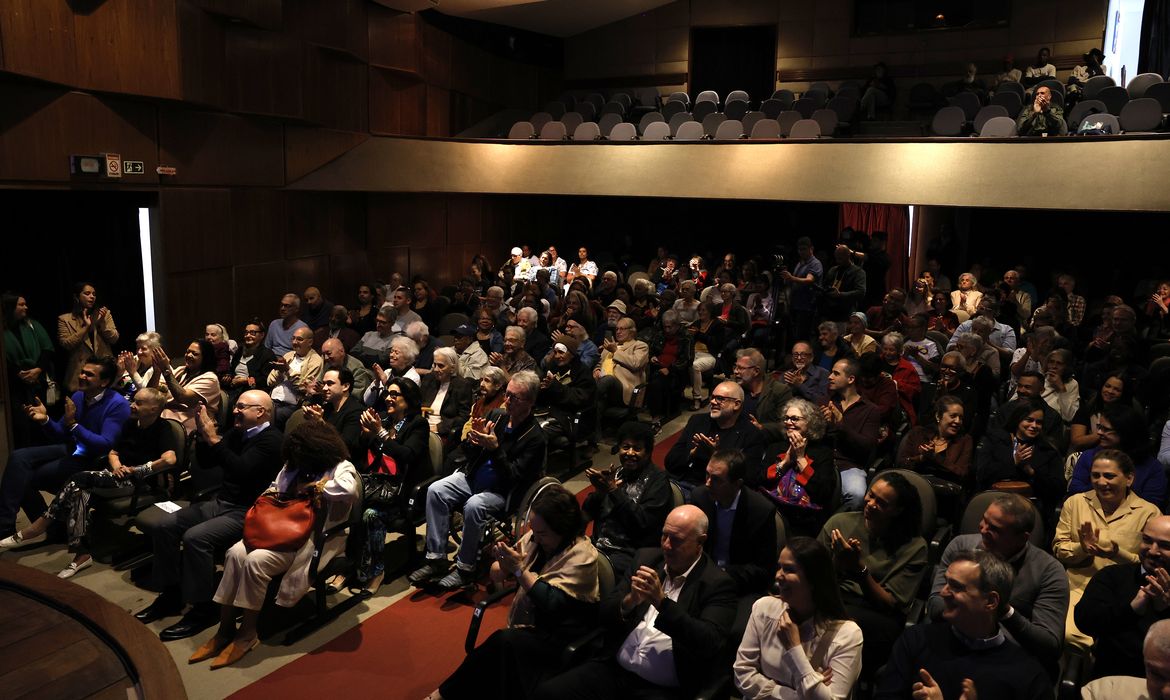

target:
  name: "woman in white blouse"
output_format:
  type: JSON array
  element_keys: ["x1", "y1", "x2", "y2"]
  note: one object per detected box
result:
[
  {"x1": 950, "y1": 272, "x2": 983, "y2": 317},
  {"x1": 734, "y1": 537, "x2": 863, "y2": 700}
]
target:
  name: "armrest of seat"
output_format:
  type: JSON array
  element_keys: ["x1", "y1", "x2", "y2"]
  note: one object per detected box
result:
[
  {"x1": 905, "y1": 598, "x2": 926, "y2": 628},
  {"x1": 464, "y1": 584, "x2": 517, "y2": 654},
  {"x1": 929, "y1": 523, "x2": 952, "y2": 565},
  {"x1": 128, "y1": 461, "x2": 188, "y2": 511},
  {"x1": 1058, "y1": 649, "x2": 1090, "y2": 700},
  {"x1": 407, "y1": 475, "x2": 442, "y2": 521},
  {"x1": 560, "y1": 627, "x2": 606, "y2": 668}
]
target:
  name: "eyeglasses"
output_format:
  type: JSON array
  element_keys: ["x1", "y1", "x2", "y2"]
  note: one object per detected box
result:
[
  {"x1": 792, "y1": 351, "x2": 812, "y2": 358},
  {"x1": 235, "y1": 403, "x2": 264, "y2": 411},
  {"x1": 505, "y1": 391, "x2": 530, "y2": 402},
  {"x1": 384, "y1": 391, "x2": 403, "y2": 399},
  {"x1": 939, "y1": 365, "x2": 960, "y2": 373},
  {"x1": 710, "y1": 395, "x2": 741, "y2": 405},
  {"x1": 782, "y1": 415, "x2": 803, "y2": 422},
  {"x1": 1096, "y1": 425, "x2": 1117, "y2": 434}
]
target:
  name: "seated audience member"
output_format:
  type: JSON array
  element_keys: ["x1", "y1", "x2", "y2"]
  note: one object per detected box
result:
[
  {"x1": 1022, "y1": 46, "x2": 1056, "y2": 88},
  {"x1": 0, "y1": 388, "x2": 178, "y2": 578},
  {"x1": 1008, "y1": 326, "x2": 1056, "y2": 387},
  {"x1": 473, "y1": 307, "x2": 505, "y2": 355},
  {"x1": 781, "y1": 237, "x2": 823, "y2": 343},
  {"x1": 995, "y1": 370, "x2": 1063, "y2": 446},
  {"x1": 951, "y1": 272, "x2": 984, "y2": 317},
  {"x1": 813, "y1": 321, "x2": 854, "y2": 372},
  {"x1": 1076, "y1": 515, "x2": 1170, "y2": 679},
  {"x1": 823, "y1": 359, "x2": 880, "y2": 510},
  {"x1": 865, "y1": 289, "x2": 909, "y2": 338},
  {"x1": 348, "y1": 282, "x2": 379, "y2": 335},
  {"x1": 1056, "y1": 274, "x2": 1086, "y2": 328},
  {"x1": 420, "y1": 347, "x2": 473, "y2": 448},
  {"x1": 492, "y1": 325, "x2": 537, "y2": 375},
  {"x1": 346, "y1": 377, "x2": 430, "y2": 591},
  {"x1": 300, "y1": 286, "x2": 333, "y2": 331},
  {"x1": 665, "y1": 381, "x2": 765, "y2": 494},
  {"x1": 223, "y1": 320, "x2": 274, "y2": 403},
  {"x1": 454, "y1": 365, "x2": 509, "y2": 446},
  {"x1": 688, "y1": 302, "x2": 725, "y2": 410},
  {"x1": 1067, "y1": 404, "x2": 1167, "y2": 508},
  {"x1": 152, "y1": 339, "x2": 221, "y2": 436},
  {"x1": 313, "y1": 304, "x2": 360, "y2": 352},
  {"x1": 411, "y1": 279, "x2": 440, "y2": 329},
  {"x1": 783, "y1": 342, "x2": 829, "y2": 406},
  {"x1": 192, "y1": 421, "x2": 357, "y2": 669},
  {"x1": 692, "y1": 450, "x2": 778, "y2": 635},
  {"x1": 927, "y1": 291, "x2": 961, "y2": 334},
  {"x1": 267, "y1": 326, "x2": 322, "y2": 427},
  {"x1": 820, "y1": 472, "x2": 928, "y2": 683},
  {"x1": 204, "y1": 323, "x2": 234, "y2": 375},
  {"x1": 559, "y1": 319, "x2": 599, "y2": 370},
  {"x1": 947, "y1": 297, "x2": 1016, "y2": 360},
  {"x1": 136, "y1": 392, "x2": 282, "y2": 641},
  {"x1": 763, "y1": 399, "x2": 838, "y2": 537},
  {"x1": 532, "y1": 505, "x2": 737, "y2": 700},
  {"x1": 516, "y1": 306, "x2": 551, "y2": 362},
  {"x1": 976, "y1": 399, "x2": 1064, "y2": 517},
  {"x1": 410, "y1": 371, "x2": 546, "y2": 590},
  {"x1": 405, "y1": 320, "x2": 438, "y2": 374},
  {"x1": 901, "y1": 314, "x2": 940, "y2": 381},
  {"x1": 1082, "y1": 336, "x2": 1146, "y2": 404},
  {"x1": 350, "y1": 309, "x2": 396, "y2": 368},
  {"x1": 1056, "y1": 449, "x2": 1160, "y2": 650},
  {"x1": 1016, "y1": 84, "x2": 1067, "y2": 135},
  {"x1": 734, "y1": 537, "x2": 863, "y2": 700},
  {"x1": 856, "y1": 352, "x2": 900, "y2": 438},
  {"x1": 451, "y1": 322, "x2": 489, "y2": 380},
  {"x1": 363, "y1": 336, "x2": 422, "y2": 406},
  {"x1": 316, "y1": 337, "x2": 373, "y2": 399},
  {"x1": 264, "y1": 293, "x2": 308, "y2": 356},
  {"x1": 905, "y1": 276, "x2": 932, "y2": 317},
  {"x1": 672, "y1": 280, "x2": 700, "y2": 324},
  {"x1": 535, "y1": 340, "x2": 596, "y2": 443},
  {"x1": 846, "y1": 311, "x2": 877, "y2": 357},
  {"x1": 927, "y1": 493, "x2": 1068, "y2": 674},
  {"x1": 860, "y1": 61, "x2": 895, "y2": 120},
  {"x1": 0, "y1": 356, "x2": 129, "y2": 539},
  {"x1": 302, "y1": 368, "x2": 362, "y2": 460},
  {"x1": 1041, "y1": 348, "x2": 1080, "y2": 423},
  {"x1": 644, "y1": 311, "x2": 693, "y2": 428},
  {"x1": 898, "y1": 395, "x2": 973, "y2": 489},
  {"x1": 876, "y1": 551, "x2": 1052, "y2": 700},
  {"x1": 594, "y1": 317, "x2": 649, "y2": 413},
  {"x1": 116, "y1": 332, "x2": 162, "y2": 398},
  {"x1": 386, "y1": 285, "x2": 421, "y2": 334},
  {"x1": 998, "y1": 269, "x2": 1033, "y2": 331},
  {"x1": 995, "y1": 54, "x2": 1023, "y2": 87},
  {"x1": 428, "y1": 484, "x2": 600, "y2": 700},
  {"x1": 878, "y1": 332, "x2": 921, "y2": 424},
  {"x1": 584, "y1": 422, "x2": 673, "y2": 579},
  {"x1": 733, "y1": 348, "x2": 792, "y2": 442},
  {"x1": 1081, "y1": 618, "x2": 1170, "y2": 700},
  {"x1": 1069, "y1": 373, "x2": 1132, "y2": 451}
]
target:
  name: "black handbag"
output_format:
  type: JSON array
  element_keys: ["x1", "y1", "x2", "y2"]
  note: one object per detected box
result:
[{"x1": 360, "y1": 470, "x2": 403, "y2": 509}]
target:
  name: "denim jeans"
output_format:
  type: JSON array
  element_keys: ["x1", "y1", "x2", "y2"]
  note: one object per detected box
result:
[{"x1": 425, "y1": 471, "x2": 506, "y2": 569}]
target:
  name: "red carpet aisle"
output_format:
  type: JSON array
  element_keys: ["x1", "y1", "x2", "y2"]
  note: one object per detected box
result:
[{"x1": 230, "y1": 429, "x2": 683, "y2": 700}]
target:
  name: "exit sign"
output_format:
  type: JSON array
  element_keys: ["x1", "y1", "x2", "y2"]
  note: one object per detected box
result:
[{"x1": 123, "y1": 160, "x2": 145, "y2": 174}]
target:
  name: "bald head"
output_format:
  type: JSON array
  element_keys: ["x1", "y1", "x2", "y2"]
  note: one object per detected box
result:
[
  {"x1": 235, "y1": 389, "x2": 274, "y2": 429},
  {"x1": 667, "y1": 504, "x2": 709, "y2": 537},
  {"x1": 1147, "y1": 620, "x2": 1170, "y2": 700},
  {"x1": 291, "y1": 326, "x2": 315, "y2": 356},
  {"x1": 662, "y1": 505, "x2": 709, "y2": 575},
  {"x1": 715, "y1": 380, "x2": 744, "y2": 401},
  {"x1": 321, "y1": 338, "x2": 347, "y2": 367}
]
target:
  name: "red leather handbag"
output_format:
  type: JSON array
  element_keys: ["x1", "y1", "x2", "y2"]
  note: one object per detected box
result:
[{"x1": 243, "y1": 493, "x2": 317, "y2": 552}]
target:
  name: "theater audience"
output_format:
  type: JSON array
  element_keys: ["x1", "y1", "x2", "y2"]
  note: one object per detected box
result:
[
  {"x1": 584, "y1": 422, "x2": 672, "y2": 579},
  {"x1": 405, "y1": 320, "x2": 438, "y2": 374},
  {"x1": 315, "y1": 337, "x2": 373, "y2": 400},
  {"x1": 264, "y1": 293, "x2": 308, "y2": 356},
  {"x1": 734, "y1": 537, "x2": 863, "y2": 700},
  {"x1": 821, "y1": 245, "x2": 867, "y2": 322},
  {"x1": 1056, "y1": 449, "x2": 1160, "y2": 650},
  {"x1": 898, "y1": 395, "x2": 973, "y2": 489},
  {"x1": 350, "y1": 309, "x2": 396, "y2": 368},
  {"x1": 927, "y1": 493, "x2": 1067, "y2": 674},
  {"x1": 300, "y1": 286, "x2": 333, "y2": 331},
  {"x1": 535, "y1": 340, "x2": 596, "y2": 443},
  {"x1": 492, "y1": 325, "x2": 537, "y2": 375},
  {"x1": 665, "y1": 381, "x2": 765, "y2": 495},
  {"x1": 976, "y1": 398, "x2": 1064, "y2": 516},
  {"x1": 820, "y1": 472, "x2": 928, "y2": 684},
  {"x1": 0, "y1": 356, "x2": 129, "y2": 539},
  {"x1": 302, "y1": 368, "x2": 362, "y2": 460},
  {"x1": 152, "y1": 339, "x2": 221, "y2": 436},
  {"x1": 823, "y1": 359, "x2": 880, "y2": 510},
  {"x1": 194, "y1": 420, "x2": 357, "y2": 669},
  {"x1": 410, "y1": 371, "x2": 546, "y2": 591},
  {"x1": 1076, "y1": 515, "x2": 1170, "y2": 679},
  {"x1": 996, "y1": 370, "x2": 1063, "y2": 446},
  {"x1": 223, "y1": 320, "x2": 274, "y2": 402},
  {"x1": 314, "y1": 304, "x2": 360, "y2": 352},
  {"x1": 877, "y1": 550, "x2": 1052, "y2": 699},
  {"x1": 533, "y1": 505, "x2": 736, "y2": 700},
  {"x1": 429, "y1": 484, "x2": 599, "y2": 700},
  {"x1": 783, "y1": 341, "x2": 829, "y2": 406},
  {"x1": 117, "y1": 332, "x2": 162, "y2": 397},
  {"x1": 419, "y1": 347, "x2": 473, "y2": 448},
  {"x1": 645, "y1": 310, "x2": 693, "y2": 428},
  {"x1": 1081, "y1": 618, "x2": 1170, "y2": 700},
  {"x1": 594, "y1": 317, "x2": 649, "y2": 414},
  {"x1": 1067, "y1": 403, "x2": 1167, "y2": 509},
  {"x1": 733, "y1": 348, "x2": 791, "y2": 442},
  {"x1": 2, "y1": 292, "x2": 55, "y2": 447},
  {"x1": 688, "y1": 302, "x2": 725, "y2": 410},
  {"x1": 268, "y1": 326, "x2": 322, "y2": 427},
  {"x1": 349, "y1": 282, "x2": 379, "y2": 335},
  {"x1": 363, "y1": 336, "x2": 422, "y2": 407}
]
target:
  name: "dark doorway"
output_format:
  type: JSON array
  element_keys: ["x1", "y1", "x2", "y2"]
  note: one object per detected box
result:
[{"x1": 690, "y1": 25, "x2": 777, "y2": 108}]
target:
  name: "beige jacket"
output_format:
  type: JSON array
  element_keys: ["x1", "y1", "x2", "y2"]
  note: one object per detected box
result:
[
  {"x1": 57, "y1": 311, "x2": 119, "y2": 392},
  {"x1": 267, "y1": 349, "x2": 323, "y2": 399},
  {"x1": 596, "y1": 339, "x2": 649, "y2": 405}
]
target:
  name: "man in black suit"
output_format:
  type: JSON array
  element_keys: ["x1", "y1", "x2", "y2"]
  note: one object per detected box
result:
[
  {"x1": 664, "y1": 381, "x2": 765, "y2": 495},
  {"x1": 418, "y1": 347, "x2": 473, "y2": 451},
  {"x1": 534, "y1": 505, "x2": 737, "y2": 700},
  {"x1": 690, "y1": 448, "x2": 777, "y2": 641},
  {"x1": 135, "y1": 390, "x2": 283, "y2": 641},
  {"x1": 222, "y1": 319, "x2": 275, "y2": 406},
  {"x1": 302, "y1": 367, "x2": 363, "y2": 461}
]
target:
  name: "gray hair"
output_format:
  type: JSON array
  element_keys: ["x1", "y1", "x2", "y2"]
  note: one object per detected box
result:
[
  {"x1": 282, "y1": 293, "x2": 301, "y2": 310},
  {"x1": 661, "y1": 309, "x2": 680, "y2": 326},
  {"x1": 390, "y1": 335, "x2": 419, "y2": 363},
  {"x1": 433, "y1": 346, "x2": 458, "y2": 367},
  {"x1": 882, "y1": 331, "x2": 905, "y2": 352},
  {"x1": 509, "y1": 369, "x2": 540, "y2": 400},
  {"x1": 504, "y1": 325, "x2": 527, "y2": 343},
  {"x1": 957, "y1": 332, "x2": 984, "y2": 353},
  {"x1": 818, "y1": 320, "x2": 839, "y2": 335},
  {"x1": 405, "y1": 321, "x2": 429, "y2": 342},
  {"x1": 136, "y1": 331, "x2": 162, "y2": 349},
  {"x1": 970, "y1": 316, "x2": 994, "y2": 334},
  {"x1": 736, "y1": 348, "x2": 766, "y2": 371},
  {"x1": 486, "y1": 286, "x2": 505, "y2": 299},
  {"x1": 989, "y1": 493, "x2": 1036, "y2": 534},
  {"x1": 482, "y1": 365, "x2": 509, "y2": 388},
  {"x1": 951, "y1": 550, "x2": 1015, "y2": 618},
  {"x1": 781, "y1": 398, "x2": 827, "y2": 440},
  {"x1": 206, "y1": 323, "x2": 230, "y2": 343},
  {"x1": 517, "y1": 306, "x2": 538, "y2": 323}
]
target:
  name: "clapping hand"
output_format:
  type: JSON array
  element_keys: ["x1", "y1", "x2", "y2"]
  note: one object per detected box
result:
[
  {"x1": 62, "y1": 396, "x2": 77, "y2": 429},
  {"x1": 370, "y1": 362, "x2": 387, "y2": 385},
  {"x1": 691, "y1": 432, "x2": 719, "y2": 453},
  {"x1": 1046, "y1": 369, "x2": 1065, "y2": 392},
  {"x1": 829, "y1": 529, "x2": 864, "y2": 576},
  {"x1": 303, "y1": 403, "x2": 324, "y2": 422},
  {"x1": 1013, "y1": 442, "x2": 1033, "y2": 465},
  {"x1": 23, "y1": 397, "x2": 49, "y2": 424},
  {"x1": 360, "y1": 407, "x2": 383, "y2": 435},
  {"x1": 912, "y1": 669, "x2": 944, "y2": 700},
  {"x1": 1151, "y1": 293, "x2": 1169, "y2": 314},
  {"x1": 1139, "y1": 568, "x2": 1170, "y2": 612},
  {"x1": 602, "y1": 338, "x2": 617, "y2": 354},
  {"x1": 489, "y1": 352, "x2": 505, "y2": 366},
  {"x1": 820, "y1": 402, "x2": 843, "y2": 424},
  {"x1": 468, "y1": 419, "x2": 499, "y2": 450},
  {"x1": 150, "y1": 346, "x2": 172, "y2": 372},
  {"x1": 1078, "y1": 521, "x2": 1118, "y2": 558},
  {"x1": 787, "y1": 430, "x2": 807, "y2": 459},
  {"x1": 585, "y1": 465, "x2": 621, "y2": 493},
  {"x1": 492, "y1": 540, "x2": 523, "y2": 573},
  {"x1": 118, "y1": 350, "x2": 138, "y2": 375},
  {"x1": 782, "y1": 369, "x2": 804, "y2": 386},
  {"x1": 628, "y1": 566, "x2": 665, "y2": 608}
]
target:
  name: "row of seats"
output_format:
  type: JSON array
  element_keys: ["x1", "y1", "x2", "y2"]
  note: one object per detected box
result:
[
  {"x1": 931, "y1": 97, "x2": 1168, "y2": 137},
  {"x1": 509, "y1": 112, "x2": 832, "y2": 141}
]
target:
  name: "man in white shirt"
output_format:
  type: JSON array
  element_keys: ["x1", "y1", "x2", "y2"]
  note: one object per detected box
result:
[
  {"x1": 534, "y1": 505, "x2": 737, "y2": 699},
  {"x1": 267, "y1": 326, "x2": 322, "y2": 427},
  {"x1": 383, "y1": 286, "x2": 420, "y2": 334},
  {"x1": 451, "y1": 323, "x2": 488, "y2": 380},
  {"x1": 1022, "y1": 47, "x2": 1056, "y2": 91}
]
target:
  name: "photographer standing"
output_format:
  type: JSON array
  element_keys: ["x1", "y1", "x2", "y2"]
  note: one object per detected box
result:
[{"x1": 781, "y1": 237, "x2": 823, "y2": 343}]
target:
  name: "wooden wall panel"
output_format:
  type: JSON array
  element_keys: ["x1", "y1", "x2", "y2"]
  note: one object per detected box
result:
[
  {"x1": 0, "y1": 86, "x2": 158, "y2": 184},
  {"x1": 285, "y1": 126, "x2": 368, "y2": 184},
  {"x1": 450, "y1": 39, "x2": 491, "y2": 102},
  {"x1": 0, "y1": 0, "x2": 77, "y2": 85},
  {"x1": 367, "y1": 246, "x2": 412, "y2": 284},
  {"x1": 329, "y1": 253, "x2": 376, "y2": 301},
  {"x1": 420, "y1": 19, "x2": 452, "y2": 89},
  {"x1": 367, "y1": 194, "x2": 447, "y2": 250},
  {"x1": 368, "y1": 68, "x2": 425, "y2": 136},
  {"x1": 191, "y1": 0, "x2": 283, "y2": 32},
  {"x1": 158, "y1": 189, "x2": 234, "y2": 273},
  {"x1": 285, "y1": 255, "x2": 332, "y2": 295},
  {"x1": 410, "y1": 246, "x2": 451, "y2": 284},
  {"x1": 368, "y1": 6, "x2": 418, "y2": 72},
  {"x1": 286, "y1": 192, "x2": 367, "y2": 259},
  {"x1": 303, "y1": 47, "x2": 369, "y2": 132},
  {"x1": 223, "y1": 24, "x2": 303, "y2": 119},
  {"x1": 158, "y1": 109, "x2": 284, "y2": 186},
  {"x1": 230, "y1": 188, "x2": 288, "y2": 266},
  {"x1": 164, "y1": 267, "x2": 236, "y2": 353},
  {"x1": 176, "y1": 0, "x2": 226, "y2": 107},
  {"x1": 72, "y1": 0, "x2": 181, "y2": 99},
  {"x1": 292, "y1": 0, "x2": 367, "y2": 60},
  {"x1": 446, "y1": 196, "x2": 484, "y2": 245},
  {"x1": 234, "y1": 262, "x2": 290, "y2": 330},
  {"x1": 426, "y1": 86, "x2": 451, "y2": 137}
]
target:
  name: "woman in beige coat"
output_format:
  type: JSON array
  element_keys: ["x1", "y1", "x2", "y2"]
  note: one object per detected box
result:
[
  {"x1": 593, "y1": 316, "x2": 648, "y2": 411},
  {"x1": 58, "y1": 282, "x2": 118, "y2": 392}
]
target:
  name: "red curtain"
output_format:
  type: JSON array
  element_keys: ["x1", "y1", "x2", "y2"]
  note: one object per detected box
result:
[{"x1": 838, "y1": 203, "x2": 910, "y2": 292}]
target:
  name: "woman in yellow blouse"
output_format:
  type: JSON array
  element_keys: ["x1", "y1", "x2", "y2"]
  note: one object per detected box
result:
[{"x1": 1053, "y1": 448, "x2": 1160, "y2": 649}]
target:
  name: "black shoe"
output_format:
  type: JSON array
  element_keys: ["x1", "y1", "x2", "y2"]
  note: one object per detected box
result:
[
  {"x1": 159, "y1": 604, "x2": 218, "y2": 641},
  {"x1": 135, "y1": 592, "x2": 183, "y2": 623},
  {"x1": 436, "y1": 567, "x2": 477, "y2": 591},
  {"x1": 408, "y1": 559, "x2": 450, "y2": 586}
]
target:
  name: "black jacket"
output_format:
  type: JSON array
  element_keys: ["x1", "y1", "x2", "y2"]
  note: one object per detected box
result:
[
  {"x1": 664, "y1": 412, "x2": 766, "y2": 485},
  {"x1": 462, "y1": 409, "x2": 547, "y2": 502},
  {"x1": 325, "y1": 397, "x2": 364, "y2": 462},
  {"x1": 537, "y1": 357, "x2": 597, "y2": 413},
  {"x1": 419, "y1": 374, "x2": 474, "y2": 443},
  {"x1": 601, "y1": 549, "x2": 737, "y2": 693},
  {"x1": 360, "y1": 413, "x2": 432, "y2": 487},
  {"x1": 226, "y1": 344, "x2": 276, "y2": 392},
  {"x1": 583, "y1": 464, "x2": 673, "y2": 563},
  {"x1": 196, "y1": 424, "x2": 283, "y2": 507},
  {"x1": 1075, "y1": 562, "x2": 1170, "y2": 679},
  {"x1": 690, "y1": 485, "x2": 776, "y2": 595},
  {"x1": 974, "y1": 428, "x2": 1063, "y2": 511}
]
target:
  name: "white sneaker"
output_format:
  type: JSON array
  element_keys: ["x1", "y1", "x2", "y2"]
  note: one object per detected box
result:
[
  {"x1": 57, "y1": 558, "x2": 93, "y2": 579},
  {"x1": 0, "y1": 532, "x2": 24, "y2": 549}
]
